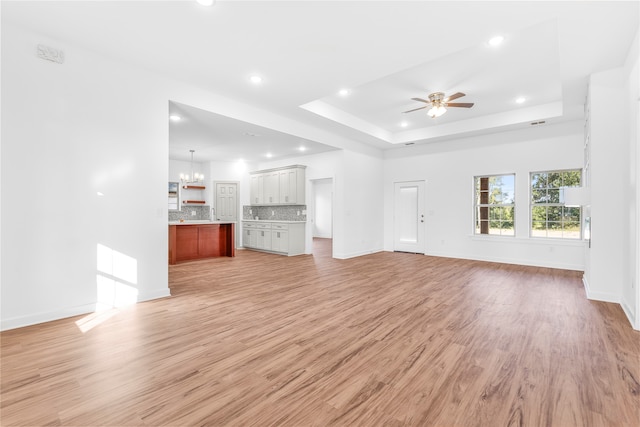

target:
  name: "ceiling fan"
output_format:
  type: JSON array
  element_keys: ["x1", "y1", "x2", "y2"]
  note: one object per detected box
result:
[{"x1": 403, "y1": 92, "x2": 474, "y2": 118}]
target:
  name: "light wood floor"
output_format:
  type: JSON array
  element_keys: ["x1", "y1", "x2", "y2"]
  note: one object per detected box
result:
[{"x1": 2, "y1": 239, "x2": 639, "y2": 426}]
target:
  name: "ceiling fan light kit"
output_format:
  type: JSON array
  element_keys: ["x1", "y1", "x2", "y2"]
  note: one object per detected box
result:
[
  {"x1": 428, "y1": 105, "x2": 447, "y2": 118},
  {"x1": 403, "y1": 91, "x2": 474, "y2": 118}
]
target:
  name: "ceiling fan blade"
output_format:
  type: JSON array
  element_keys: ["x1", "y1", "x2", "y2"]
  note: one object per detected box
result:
[
  {"x1": 446, "y1": 102, "x2": 474, "y2": 108},
  {"x1": 411, "y1": 97, "x2": 431, "y2": 104},
  {"x1": 402, "y1": 106, "x2": 428, "y2": 113},
  {"x1": 444, "y1": 92, "x2": 465, "y2": 102}
]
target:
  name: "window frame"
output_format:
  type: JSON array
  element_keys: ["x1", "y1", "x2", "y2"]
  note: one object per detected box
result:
[
  {"x1": 473, "y1": 173, "x2": 516, "y2": 237},
  {"x1": 529, "y1": 169, "x2": 582, "y2": 240}
]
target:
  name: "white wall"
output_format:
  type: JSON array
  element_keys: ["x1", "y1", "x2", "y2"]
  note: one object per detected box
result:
[
  {"x1": 622, "y1": 29, "x2": 639, "y2": 328},
  {"x1": 339, "y1": 150, "x2": 384, "y2": 258},
  {"x1": 384, "y1": 120, "x2": 586, "y2": 270},
  {"x1": 585, "y1": 35, "x2": 640, "y2": 331},
  {"x1": 1, "y1": 23, "x2": 172, "y2": 329},
  {"x1": 587, "y1": 68, "x2": 630, "y2": 304}
]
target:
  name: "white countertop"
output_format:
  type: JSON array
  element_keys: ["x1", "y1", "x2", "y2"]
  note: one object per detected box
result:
[
  {"x1": 242, "y1": 220, "x2": 307, "y2": 224},
  {"x1": 169, "y1": 220, "x2": 236, "y2": 225}
]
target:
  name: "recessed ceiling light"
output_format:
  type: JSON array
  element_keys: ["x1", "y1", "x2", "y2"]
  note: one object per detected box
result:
[
  {"x1": 400, "y1": 121, "x2": 409, "y2": 128},
  {"x1": 266, "y1": 153, "x2": 273, "y2": 158},
  {"x1": 338, "y1": 89, "x2": 350, "y2": 97},
  {"x1": 169, "y1": 115, "x2": 181, "y2": 121},
  {"x1": 488, "y1": 35, "x2": 505, "y2": 46},
  {"x1": 250, "y1": 75, "x2": 263, "y2": 84},
  {"x1": 196, "y1": 0, "x2": 215, "y2": 6},
  {"x1": 299, "y1": 146, "x2": 307, "y2": 152},
  {"x1": 516, "y1": 97, "x2": 526, "y2": 104}
]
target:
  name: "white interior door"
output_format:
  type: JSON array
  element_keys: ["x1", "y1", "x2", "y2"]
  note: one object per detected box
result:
[
  {"x1": 215, "y1": 182, "x2": 238, "y2": 222},
  {"x1": 394, "y1": 181, "x2": 425, "y2": 254}
]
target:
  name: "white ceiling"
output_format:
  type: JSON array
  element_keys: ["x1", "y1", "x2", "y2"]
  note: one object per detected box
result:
[
  {"x1": 4, "y1": 1, "x2": 638, "y2": 163},
  {"x1": 168, "y1": 101, "x2": 340, "y2": 162}
]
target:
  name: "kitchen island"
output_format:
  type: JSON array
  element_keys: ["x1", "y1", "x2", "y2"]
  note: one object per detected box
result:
[{"x1": 168, "y1": 221, "x2": 235, "y2": 264}]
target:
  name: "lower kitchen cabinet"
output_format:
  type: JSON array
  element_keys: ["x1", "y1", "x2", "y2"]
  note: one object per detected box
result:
[
  {"x1": 242, "y1": 221, "x2": 305, "y2": 256},
  {"x1": 256, "y1": 228, "x2": 272, "y2": 250},
  {"x1": 271, "y1": 229, "x2": 288, "y2": 253}
]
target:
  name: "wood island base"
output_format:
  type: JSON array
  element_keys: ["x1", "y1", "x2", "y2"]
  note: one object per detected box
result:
[{"x1": 169, "y1": 223, "x2": 235, "y2": 265}]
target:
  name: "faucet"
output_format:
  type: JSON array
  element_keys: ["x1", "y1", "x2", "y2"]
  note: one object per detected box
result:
[{"x1": 211, "y1": 207, "x2": 216, "y2": 221}]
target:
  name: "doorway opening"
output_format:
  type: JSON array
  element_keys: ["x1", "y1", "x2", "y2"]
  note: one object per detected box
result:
[{"x1": 310, "y1": 178, "x2": 333, "y2": 258}]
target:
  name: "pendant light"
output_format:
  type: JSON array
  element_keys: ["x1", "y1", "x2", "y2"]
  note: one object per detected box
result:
[{"x1": 180, "y1": 150, "x2": 204, "y2": 184}]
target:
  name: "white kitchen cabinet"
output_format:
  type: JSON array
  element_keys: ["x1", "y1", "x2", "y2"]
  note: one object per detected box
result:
[
  {"x1": 243, "y1": 222, "x2": 258, "y2": 248},
  {"x1": 242, "y1": 221, "x2": 305, "y2": 255},
  {"x1": 250, "y1": 174, "x2": 264, "y2": 205},
  {"x1": 271, "y1": 225, "x2": 289, "y2": 253},
  {"x1": 249, "y1": 165, "x2": 305, "y2": 205},
  {"x1": 256, "y1": 223, "x2": 272, "y2": 250},
  {"x1": 264, "y1": 171, "x2": 280, "y2": 204},
  {"x1": 278, "y1": 167, "x2": 305, "y2": 204}
]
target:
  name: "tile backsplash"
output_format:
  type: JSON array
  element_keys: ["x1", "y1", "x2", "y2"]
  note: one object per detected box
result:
[
  {"x1": 168, "y1": 205, "x2": 306, "y2": 222},
  {"x1": 169, "y1": 205, "x2": 211, "y2": 221},
  {"x1": 243, "y1": 205, "x2": 306, "y2": 221}
]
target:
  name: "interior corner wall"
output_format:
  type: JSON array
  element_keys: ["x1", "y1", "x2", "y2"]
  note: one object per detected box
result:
[
  {"x1": 1, "y1": 23, "x2": 172, "y2": 330},
  {"x1": 338, "y1": 150, "x2": 384, "y2": 259},
  {"x1": 622, "y1": 28, "x2": 639, "y2": 329},
  {"x1": 383, "y1": 121, "x2": 585, "y2": 270},
  {"x1": 587, "y1": 67, "x2": 630, "y2": 305}
]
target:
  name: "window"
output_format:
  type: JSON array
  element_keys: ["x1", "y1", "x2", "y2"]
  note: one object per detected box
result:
[
  {"x1": 474, "y1": 174, "x2": 515, "y2": 236},
  {"x1": 530, "y1": 169, "x2": 581, "y2": 239}
]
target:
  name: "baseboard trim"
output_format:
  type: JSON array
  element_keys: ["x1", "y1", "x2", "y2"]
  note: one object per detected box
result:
[
  {"x1": 138, "y1": 289, "x2": 172, "y2": 303},
  {"x1": 423, "y1": 250, "x2": 584, "y2": 271},
  {"x1": 620, "y1": 299, "x2": 638, "y2": 330},
  {"x1": 582, "y1": 275, "x2": 620, "y2": 303},
  {"x1": 1, "y1": 288, "x2": 172, "y2": 332},
  {"x1": 334, "y1": 248, "x2": 384, "y2": 260}
]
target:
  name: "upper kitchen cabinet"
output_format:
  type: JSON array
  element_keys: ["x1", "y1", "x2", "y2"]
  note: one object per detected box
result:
[
  {"x1": 279, "y1": 168, "x2": 304, "y2": 204},
  {"x1": 250, "y1": 174, "x2": 264, "y2": 204},
  {"x1": 249, "y1": 165, "x2": 306, "y2": 205},
  {"x1": 264, "y1": 171, "x2": 280, "y2": 204}
]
